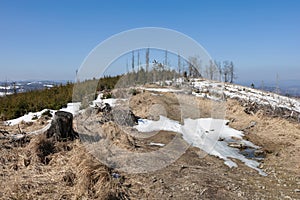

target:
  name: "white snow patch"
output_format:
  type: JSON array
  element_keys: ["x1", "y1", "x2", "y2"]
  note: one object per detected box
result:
[
  {"x1": 91, "y1": 94, "x2": 124, "y2": 108},
  {"x1": 0, "y1": 85, "x2": 19, "y2": 90},
  {"x1": 176, "y1": 77, "x2": 185, "y2": 84},
  {"x1": 135, "y1": 116, "x2": 267, "y2": 176},
  {"x1": 191, "y1": 79, "x2": 300, "y2": 113},
  {"x1": 142, "y1": 88, "x2": 183, "y2": 93},
  {"x1": 44, "y1": 84, "x2": 54, "y2": 88},
  {"x1": 5, "y1": 109, "x2": 55, "y2": 126},
  {"x1": 0, "y1": 92, "x2": 13, "y2": 96},
  {"x1": 165, "y1": 80, "x2": 173, "y2": 86},
  {"x1": 60, "y1": 102, "x2": 81, "y2": 115},
  {"x1": 149, "y1": 142, "x2": 165, "y2": 147},
  {"x1": 103, "y1": 99, "x2": 118, "y2": 107}
]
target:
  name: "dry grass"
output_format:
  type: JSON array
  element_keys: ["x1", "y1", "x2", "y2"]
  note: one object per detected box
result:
[
  {"x1": 129, "y1": 91, "x2": 225, "y2": 123},
  {"x1": 0, "y1": 132, "x2": 129, "y2": 199},
  {"x1": 1, "y1": 91, "x2": 299, "y2": 199}
]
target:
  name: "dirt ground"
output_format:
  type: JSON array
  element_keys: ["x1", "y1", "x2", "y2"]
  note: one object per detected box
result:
[{"x1": 0, "y1": 90, "x2": 299, "y2": 199}]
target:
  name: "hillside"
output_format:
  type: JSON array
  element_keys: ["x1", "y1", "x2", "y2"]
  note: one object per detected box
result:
[
  {"x1": 0, "y1": 79, "x2": 299, "y2": 199},
  {"x1": 0, "y1": 76, "x2": 121, "y2": 120}
]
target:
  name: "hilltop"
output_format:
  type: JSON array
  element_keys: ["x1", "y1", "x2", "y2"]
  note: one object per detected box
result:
[{"x1": 0, "y1": 79, "x2": 299, "y2": 199}]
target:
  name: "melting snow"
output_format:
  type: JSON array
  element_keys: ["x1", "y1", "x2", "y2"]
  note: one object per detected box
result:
[
  {"x1": 4, "y1": 94, "x2": 122, "y2": 126},
  {"x1": 0, "y1": 85, "x2": 19, "y2": 90},
  {"x1": 135, "y1": 116, "x2": 267, "y2": 176},
  {"x1": 5, "y1": 102, "x2": 81, "y2": 126},
  {"x1": 43, "y1": 84, "x2": 54, "y2": 88},
  {"x1": 191, "y1": 79, "x2": 300, "y2": 113},
  {"x1": 5, "y1": 109, "x2": 55, "y2": 126},
  {"x1": 142, "y1": 88, "x2": 184, "y2": 93},
  {"x1": 60, "y1": 102, "x2": 81, "y2": 115},
  {"x1": 91, "y1": 94, "x2": 123, "y2": 108},
  {"x1": 0, "y1": 91, "x2": 13, "y2": 96},
  {"x1": 149, "y1": 142, "x2": 165, "y2": 147}
]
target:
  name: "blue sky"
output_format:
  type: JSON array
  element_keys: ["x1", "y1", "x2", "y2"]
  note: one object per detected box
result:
[{"x1": 0, "y1": 0, "x2": 299, "y2": 82}]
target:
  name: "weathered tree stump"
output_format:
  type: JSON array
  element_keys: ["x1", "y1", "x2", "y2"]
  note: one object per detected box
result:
[{"x1": 46, "y1": 111, "x2": 78, "y2": 141}]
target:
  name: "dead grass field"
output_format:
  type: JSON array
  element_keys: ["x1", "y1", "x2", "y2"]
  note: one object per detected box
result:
[{"x1": 0, "y1": 91, "x2": 299, "y2": 199}]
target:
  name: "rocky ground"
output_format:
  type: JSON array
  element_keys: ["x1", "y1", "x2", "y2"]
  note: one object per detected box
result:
[{"x1": 0, "y1": 88, "x2": 299, "y2": 199}]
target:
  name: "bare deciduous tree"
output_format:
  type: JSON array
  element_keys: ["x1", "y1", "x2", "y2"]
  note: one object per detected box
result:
[
  {"x1": 146, "y1": 48, "x2": 149, "y2": 72},
  {"x1": 188, "y1": 56, "x2": 202, "y2": 78},
  {"x1": 205, "y1": 60, "x2": 218, "y2": 80},
  {"x1": 178, "y1": 53, "x2": 181, "y2": 76},
  {"x1": 222, "y1": 61, "x2": 235, "y2": 83},
  {"x1": 229, "y1": 61, "x2": 235, "y2": 83},
  {"x1": 216, "y1": 61, "x2": 222, "y2": 81},
  {"x1": 131, "y1": 51, "x2": 135, "y2": 72},
  {"x1": 137, "y1": 50, "x2": 140, "y2": 71}
]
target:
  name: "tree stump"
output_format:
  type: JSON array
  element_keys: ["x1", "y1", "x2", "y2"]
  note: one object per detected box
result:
[{"x1": 46, "y1": 111, "x2": 78, "y2": 141}]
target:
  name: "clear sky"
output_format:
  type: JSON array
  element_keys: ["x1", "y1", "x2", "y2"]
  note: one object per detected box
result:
[{"x1": 0, "y1": 0, "x2": 299, "y2": 82}]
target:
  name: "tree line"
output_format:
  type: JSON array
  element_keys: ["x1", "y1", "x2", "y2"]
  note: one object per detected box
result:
[
  {"x1": 0, "y1": 83, "x2": 73, "y2": 120},
  {"x1": 129, "y1": 49, "x2": 236, "y2": 83}
]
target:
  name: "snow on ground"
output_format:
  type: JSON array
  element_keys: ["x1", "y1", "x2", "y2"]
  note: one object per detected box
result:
[
  {"x1": 141, "y1": 88, "x2": 184, "y2": 93},
  {"x1": 149, "y1": 142, "x2": 165, "y2": 147},
  {"x1": 191, "y1": 79, "x2": 300, "y2": 113},
  {"x1": 0, "y1": 85, "x2": 19, "y2": 90},
  {"x1": 5, "y1": 103, "x2": 81, "y2": 126},
  {"x1": 102, "y1": 99, "x2": 119, "y2": 106},
  {"x1": 5, "y1": 109, "x2": 56, "y2": 126},
  {"x1": 61, "y1": 93, "x2": 123, "y2": 114},
  {"x1": 60, "y1": 102, "x2": 81, "y2": 115},
  {"x1": 43, "y1": 84, "x2": 54, "y2": 88},
  {"x1": 135, "y1": 116, "x2": 267, "y2": 176},
  {"x1": 0, "y1": 92, "x2": 13, "y2": 96},
  {"x1": 4, "y1": 93, "x2": 122, "y2": 126},
  {"x1": 91, "y1": 94, "x2": 123, "y2": 108},
  {"x1": 61, "y1": 95, "x2": 121, "y2": 115}
]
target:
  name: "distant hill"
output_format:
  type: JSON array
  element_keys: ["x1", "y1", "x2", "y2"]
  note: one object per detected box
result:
[
  {"x1": 237, "y1": 80, "x2": 300, "y2": 97},
  {"x1": 0, "y1": 80, "x2": 70, "y2": 96}
]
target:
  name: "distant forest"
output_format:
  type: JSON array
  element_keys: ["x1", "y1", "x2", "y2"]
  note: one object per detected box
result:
[{"x1": 0, "y1": 76, "x2": 121, "y2": 120}]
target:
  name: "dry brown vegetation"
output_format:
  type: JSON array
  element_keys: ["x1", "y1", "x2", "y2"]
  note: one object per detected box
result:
[{"x1": 0, "y1": 90, "x2": 299, "y2": 199}]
